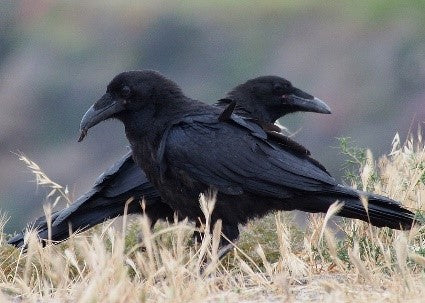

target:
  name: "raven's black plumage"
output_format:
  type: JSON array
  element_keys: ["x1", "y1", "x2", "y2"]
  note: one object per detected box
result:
[
  {"x1": 9, "y1": 75, "x2": 331, "y2": 247},
  {"x1": 76, "y1": 70, "x2": 414, "y2": 246}
]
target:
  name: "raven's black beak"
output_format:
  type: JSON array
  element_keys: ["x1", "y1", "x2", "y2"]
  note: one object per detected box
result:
[
  {"x1": 78, "y1": 93, "x2": 124, "y2": 142},
  {"x1": 283, "y1": 87, "x2": 331, "y2": 114}
]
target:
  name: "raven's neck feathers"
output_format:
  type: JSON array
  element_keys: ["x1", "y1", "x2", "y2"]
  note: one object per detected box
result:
[
  {"x1": 220, "y1": 89, "x2": 282, "y2": 123},
  {"x1": 122, "y1": 96, "x2": 215, "y2": 147}
]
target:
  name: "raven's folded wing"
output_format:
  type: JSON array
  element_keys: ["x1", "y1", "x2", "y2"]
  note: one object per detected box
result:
[
  {"x1": 54, "y1": 151, "x2": 159, "y2": 226},
  {"x1": 161, "y1": 115, "x2": 337, "y2": 198}
]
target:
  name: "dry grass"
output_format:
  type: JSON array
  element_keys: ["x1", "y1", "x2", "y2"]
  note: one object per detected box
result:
[{"x1": 1, "y1": 131, "x2": 425, "y2": 302}]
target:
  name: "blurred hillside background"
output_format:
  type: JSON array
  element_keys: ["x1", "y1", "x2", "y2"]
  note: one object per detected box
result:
[{"x1": 0, "y1": 0, "x2": 424, "y2": 234}]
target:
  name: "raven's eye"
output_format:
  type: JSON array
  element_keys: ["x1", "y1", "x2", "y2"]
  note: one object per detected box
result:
[
  {"x1": 121, "y1": 86, "x2": 131, "y2": 98},
  {"x1": 273, "y1": 83, "x2": 291, "y2": 95}
]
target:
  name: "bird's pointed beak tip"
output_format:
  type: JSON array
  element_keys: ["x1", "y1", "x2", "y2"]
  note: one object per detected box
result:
[
  {"x1": 314, "y1": 97, "x2": 332, "y2": 114},
  {"x1": 78, "y1": 129, "x2": 87, "y2": 142}
]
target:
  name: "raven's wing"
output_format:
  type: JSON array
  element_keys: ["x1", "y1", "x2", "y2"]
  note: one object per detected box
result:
[
  {"x1": 265, "y1": 131, "x2": 311, "y2": 156},
  {"x1": 161, "y1": 114, "x2": 337, "y2": 198},
  {"x1": 53, "y1": 151, "x2": 159, "y2": 226},
  {"x1": 91, "y1": 150, "x2": 147, "y2": 197}
]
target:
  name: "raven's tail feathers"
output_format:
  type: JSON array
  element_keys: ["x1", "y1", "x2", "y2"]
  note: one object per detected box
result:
[{"x1": 297, "y1": 187, "x2": 415, "y2": 230}]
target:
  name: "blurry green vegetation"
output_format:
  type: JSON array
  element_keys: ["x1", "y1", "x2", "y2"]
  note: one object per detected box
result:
[
  {"x1": 336, "y1": 137, "x2": 379, "y2": 190},
  {"x1": 337, "y1": 137, "x2": 368, "y2": 184}
]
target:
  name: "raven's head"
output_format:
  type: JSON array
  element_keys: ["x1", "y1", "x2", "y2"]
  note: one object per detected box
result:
[
  {"x1": 79, "y1": 70, "x2": 182, "y2": 141},
  {"x1": 222, "y1": 76, "x2": 331, "y2": 123}
]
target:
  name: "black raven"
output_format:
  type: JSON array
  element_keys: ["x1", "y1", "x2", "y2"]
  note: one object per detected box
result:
[
  {"x1": 77, "y1": 70, "x2": 415, "y2": 252},
  {"x1": 8, "y1": 76, "x2": 331, "y2": 248}
]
